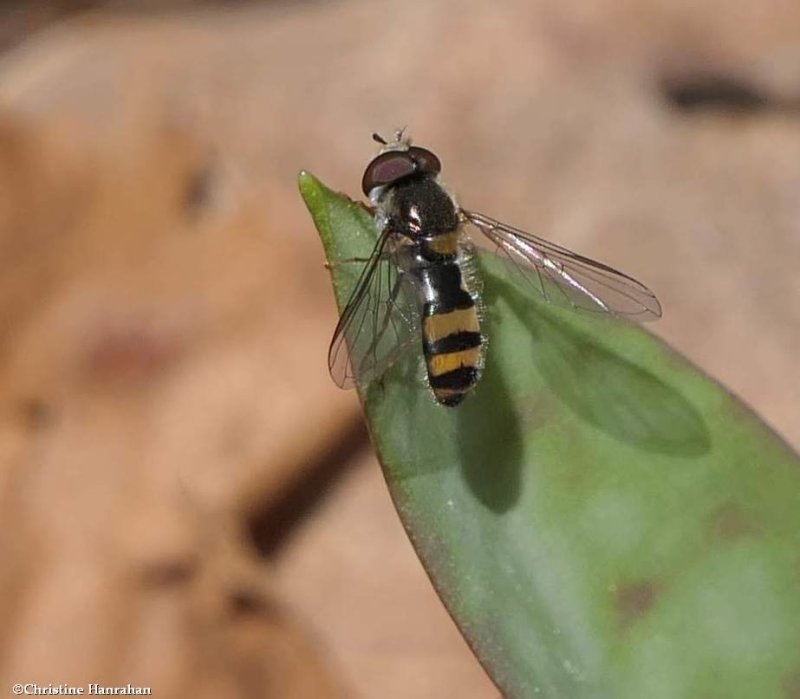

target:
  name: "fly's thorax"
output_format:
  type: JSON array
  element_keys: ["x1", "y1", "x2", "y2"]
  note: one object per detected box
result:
[{"x1": 374, "y1": 175, "x2": 459, "y2": 239}]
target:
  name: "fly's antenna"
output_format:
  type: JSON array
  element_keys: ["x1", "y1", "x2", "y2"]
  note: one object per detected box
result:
[{"x1": 372, "y1": 127, "x2": 411, "y2": 152}]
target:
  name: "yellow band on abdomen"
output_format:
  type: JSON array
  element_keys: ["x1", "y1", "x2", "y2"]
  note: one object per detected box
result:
[
  {"x1": 427, "y1": 348, "x2": 481, "y2": 377},
  {"x1": 422, "y1": 307, "x2": 480, "y2": 343}
]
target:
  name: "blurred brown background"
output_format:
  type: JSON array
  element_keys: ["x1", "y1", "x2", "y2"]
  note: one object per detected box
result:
[{"x1": 0, "y1": 1, "x2": 798, "y2": 698}]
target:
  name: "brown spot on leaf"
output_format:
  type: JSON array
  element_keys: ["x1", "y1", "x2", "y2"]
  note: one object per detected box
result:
[
  {"x1": 709, "y1": 503, "x2": 760, "y2": 542},
  {"x1": 616, "y1": 580, "x2": 662, "y2": 629},
  {"x1": 783, "y1": 667, "x2": 800, "y2": 699}
]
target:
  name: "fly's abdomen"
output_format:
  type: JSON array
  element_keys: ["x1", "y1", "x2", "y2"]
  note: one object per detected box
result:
[{"x1": 420, "y1": 262, "x2": 483, "y2": 407}]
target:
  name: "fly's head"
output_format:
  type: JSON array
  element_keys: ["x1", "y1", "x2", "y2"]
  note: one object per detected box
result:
[{"x1": 362, "y1": 130, "x2": 442, "y2": 202}]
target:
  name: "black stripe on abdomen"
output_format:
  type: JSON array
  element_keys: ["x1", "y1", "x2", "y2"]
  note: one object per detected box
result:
[
  {"x1": 420, "y1": 264, "x2": 473, "y2": 314},
  {"x1": 423, "y1": 330, "x2": 482, "y2": 355},
  {"x1": 428, "y1": 365, "x2": 479, "y2": 390}
]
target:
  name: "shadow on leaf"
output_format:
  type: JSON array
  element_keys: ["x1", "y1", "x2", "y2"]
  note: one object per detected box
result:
[
  {"x1": 456, "y1": 345, "x2": 523, "y2": 513},
  {"x1": 487, "y1": 270, "x2": 711, "y2": 458}
]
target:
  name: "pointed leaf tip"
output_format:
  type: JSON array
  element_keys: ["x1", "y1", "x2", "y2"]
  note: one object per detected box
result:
[{"x1": 298, "y1": 173, "x2": 800, "y2": 699}]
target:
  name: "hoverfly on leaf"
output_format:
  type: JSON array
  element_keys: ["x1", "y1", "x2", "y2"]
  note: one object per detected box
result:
[{"x1": 327, "y1": 130, "x2": 661, "y2": 407}]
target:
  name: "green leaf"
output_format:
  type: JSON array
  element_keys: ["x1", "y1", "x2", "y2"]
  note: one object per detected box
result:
[{"x1": 299, "y1": 171, "x2": 800, "y2": 699}]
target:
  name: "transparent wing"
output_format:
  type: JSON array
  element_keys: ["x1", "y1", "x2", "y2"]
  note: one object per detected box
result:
[
  {"x1": 464, "y1": 210, "x2": 662, "y2": 320},
  {"x1": 328, "y1": 232, "x2": 419, "y2": 389}
]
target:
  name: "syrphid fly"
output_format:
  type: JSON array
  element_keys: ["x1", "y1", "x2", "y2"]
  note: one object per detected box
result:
[{"x1": 328, "y1": 130, "x2": 662, "y2": 407}]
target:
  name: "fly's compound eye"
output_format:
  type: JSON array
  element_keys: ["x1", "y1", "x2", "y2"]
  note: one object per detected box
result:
[
  {"x1": 407, "y1": 147, "x2": 441, "y2": 176},
  {"x1": 361, "y1": 146, "x2": 443, "y2": 195},
  {"x1": 361, "y1": 151, "x2": 416, "y2": 195}
]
